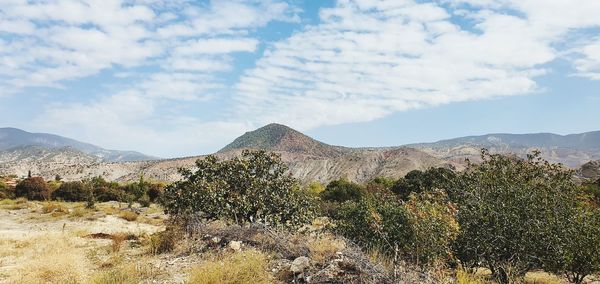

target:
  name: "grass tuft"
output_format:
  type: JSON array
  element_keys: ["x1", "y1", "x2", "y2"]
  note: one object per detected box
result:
[{"x1": 188, "y1": 249, "x2": 274, "y2": 284}]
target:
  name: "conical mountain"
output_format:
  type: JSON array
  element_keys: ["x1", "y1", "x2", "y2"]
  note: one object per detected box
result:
[{"x1": 219, "y1": 123, "x2": 348, "y2": 157}]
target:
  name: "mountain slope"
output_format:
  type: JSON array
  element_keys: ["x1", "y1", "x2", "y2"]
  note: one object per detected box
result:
[
  {"x1": 219, "y1": 123, "x2": 349, "y2": 157},
  {"x1": 408, "y1": 131, "x2": 600, "y2": 167},
  {"x1": 0, "y1": 127, "x2": 155, "y2": 162}
]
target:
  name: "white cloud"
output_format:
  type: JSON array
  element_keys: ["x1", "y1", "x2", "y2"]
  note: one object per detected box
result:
[{"x1": 234, "y1": 0, "x2": 600, "y2": 130}]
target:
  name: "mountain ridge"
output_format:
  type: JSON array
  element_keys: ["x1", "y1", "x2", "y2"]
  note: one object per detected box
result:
[{"x1": 0, "y1": 127, "x2": 156, "y2": 162}]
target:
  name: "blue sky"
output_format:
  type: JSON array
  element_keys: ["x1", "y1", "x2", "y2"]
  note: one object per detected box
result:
[{"x1": 1, "y1": 0, "x2": 599, "y2": 157}]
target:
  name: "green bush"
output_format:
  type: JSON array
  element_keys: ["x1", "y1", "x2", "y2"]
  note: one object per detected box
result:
[
  {"x1": 320, "y1": 177, "x2": 365, "y2": 202},
  {"x1": 391, "y1": 167, "x2": 456, "y2": 200},
  {"x1": 51, "y1": 181, "x2": 92, "y2": 202},
  {"x1": 335, "y1": 191, "x2": 458, "y2": 267},
  {"x1": 162, "y1": 150, "x2": 316, "y2": 228},
  {"x1": 15, "y1": 177, "x2": 50, "y2": 200},
  {"x1": 0, "y1": 181, "x2": 15, "y2": 199},
  {"x1": 94, "y1": 186, "x2": 128, "y2": 202},
  {"x1": 452, "y1": 150, "x2": 580, "y2": 283},
  {"x1": 147, "y1": 183, "x2": 165, "y2": 202}
]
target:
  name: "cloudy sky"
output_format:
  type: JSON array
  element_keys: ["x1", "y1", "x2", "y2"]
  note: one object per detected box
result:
[{"x1": 1, "y1": 0, "x2": 599, "y2": 157}]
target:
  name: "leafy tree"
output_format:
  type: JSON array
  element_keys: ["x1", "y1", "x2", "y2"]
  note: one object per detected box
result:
[
  {"x1": 452, "y1": 150, "x2": 579, "y2": 283},
  {"x1": 162, "y1": 150, "x2": 316, "y2": 228},
  {"x1": 320, "y1": 177, "x2": 365, "y2": 202},
  {"x1": 392, "y1": 167, "x2": 456, "y2": 200},
  {"x1": 545, "y1": 209, "x2": 600, "y2": 284},
  {"x1": 15, "y1": 177, "x2": 50, "y2": 200},
  {"x1": 51, "y1": 181, "x2": 92, "y2": 202}
]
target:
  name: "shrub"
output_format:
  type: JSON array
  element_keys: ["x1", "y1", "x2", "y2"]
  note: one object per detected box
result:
[
  {"x1": 119, "y1": 211, "x2": 139, "y2": 222},
  {"x1": 320, "y1": 177, "x2": 365, "y2": 202},
  {"x1": 305, "y1": 181, "x2": 325, "y2": 197},
  {"x1": 162, "y1": 150, "x2": 316, "y2": 228},
  {"x1": 15, "y1": 177, "x2": 50, "y2": 200},
  {"x1": 452, "y1": 150, "x2": 580, "y2": 283},
  {"x1": 51, "y1": 181, "x2": 92, "y2": 202},
  {"x1": 41, "y1": 202, "x2": 69, "y2": 214},
  {"x1": 0, "y1": 181, "x2": 15, "y2": 199},
  {"x1": 147, "y1": 183, "x2": 165, "y2": 202},
  {"x1": 336, "y1": 195, "x2": 413, "y2": 256},
  {"x1": 187, "y1": 249, "x2": 273, "y2": 284},
  {"x1": 336, "y1": 191, "x2": 458, "y2": 267},
  {"x1": 392, "y1": 167, "x2": 456, "y2": 200},
  {"x1": 94, "y1": 186, "x2": 128, "y2": 202},
  {"x1": 148, "y1": 228, "x2": 179, "y2": 254}
]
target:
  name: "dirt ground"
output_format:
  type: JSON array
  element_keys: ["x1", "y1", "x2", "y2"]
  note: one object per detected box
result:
[{"x1": 0, "y1": 200, "x2": 201, "y2": 284}]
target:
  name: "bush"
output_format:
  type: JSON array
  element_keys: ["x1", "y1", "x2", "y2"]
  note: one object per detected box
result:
[
  {"x1": 162, "y1": 150, "x2": 316, "y2": 228},
  {"x1": 148, "y1": 228, "x2": 179, "y2": 254},
  {"x1": 320, "y1": 177, "x2": 365, "y2": 202},
  {"x1": 15, "y1": 177, "x2": 50, "y2": 200},
  {"x1": 452, "y1": 150, "x2": 580, "y2": 283},
  {"x1": 392, "y1": 167, "x2": 456, "y2": 200},
  {"x1": 147, "y1": 183, "x2": 165, "y2": 202},
  {"x1": 51, "y1": 181, "x2": 92, "y2": 202},
  {"x1": 119, "y1": 211, "x2": 139, "y2": 222},
  {"x1": 305, "y1": 181, "x2": 325, "y2": 197},
  {"x1": 94, "y1": 186, "x2": 128, "y2": 202},
  {"x1": 336, "y1": 191, "x2": 458, "y2": 267},
  {"x1": 0, "y1": 181, "x2": 15, "y2": 199}
]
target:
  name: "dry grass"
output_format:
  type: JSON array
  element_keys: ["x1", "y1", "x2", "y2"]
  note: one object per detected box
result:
[
  {"x1": 0, "y1": 198, "x2": 29, "y2": 210},
  {"x1": 456, "y1": 269, "x2": 487, "y2": 284},
  {"x1": 524, "y1": 271, "x2": 564, "y2": 284},
  {"x1": 308, "y1": 234, "x2": 345, "y2": 262},
  {"x1": 91, "y1": 258, "x2": 166, "y2": 284},
  {"x1": 119, "y1": 211, "x2": 139, "y2": 221},
  {"x1": 4, "y1": 234, "x2": 90, "y2": 283},
  {"x1": 188, "y1": 249, "x2": 275, "y2": 284},
  {"x1": 41, "y1": 201, "x2": 70, "y2": 215}
]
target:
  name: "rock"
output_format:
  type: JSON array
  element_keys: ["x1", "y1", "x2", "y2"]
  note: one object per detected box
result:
[
  {"x1": 228, "y1": 240, "x2": 242, "y2": 251},
  {"x1": 211, "y1": 236, "x2": 221, "y2": 244},
  {"x1": 290, "y1": 256, "x2": 310, "y2": 274}
]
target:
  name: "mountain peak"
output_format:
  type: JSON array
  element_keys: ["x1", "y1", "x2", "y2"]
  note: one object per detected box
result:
[{"x1": 219, "y1": 123, "x2": 347, "y2": 157}]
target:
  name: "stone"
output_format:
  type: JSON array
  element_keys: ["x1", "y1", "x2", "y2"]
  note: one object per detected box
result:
[
  {"x1": 290, "y1": 256, "x2": 310, "y2": 274},
  {"x1": 228, "y1": 240, "x2": 242, "y2": 251}
]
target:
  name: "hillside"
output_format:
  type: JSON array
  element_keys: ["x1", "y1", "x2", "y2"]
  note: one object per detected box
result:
[
  {"x1": 0, "y1": 128, "x2": 155, "y2": 162},
  {"x1": 409, "y1": 131, "x2": 600, "y2": 167},
  {"x1": 2, "y1": 124, "x2": 599, "y2": 183},
  {"x1": 219, "y1": 123, "x2": 349, "y2": 157}
]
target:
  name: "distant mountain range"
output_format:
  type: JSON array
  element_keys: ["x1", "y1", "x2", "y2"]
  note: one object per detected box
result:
[
  {"x1": 0, "y1": 128, "x2": 156, "y2": 162},
  {"x1": 1, "y1": 124, "x2": 599, "y2": 183}
]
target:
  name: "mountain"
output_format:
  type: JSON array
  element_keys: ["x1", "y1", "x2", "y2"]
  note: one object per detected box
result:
[
  {"x1": 219, "y1": 123, "x2": 349, "y2": 157},
  {"x1": 0, "y1": 127, "x2": 155, "y2": 162},
  {"x1": 2, "y1": 124, "x2": 599, "y2": 184},
  {"x1": 408, "y1": 131, "x2": 600, "y2": 168}
]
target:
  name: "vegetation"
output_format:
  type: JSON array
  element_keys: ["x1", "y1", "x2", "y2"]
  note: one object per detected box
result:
[
  {"x1": 188, "y1": 249, "x2": 273, "y2": 284},
  {"x1": 15, "y1": 177, "x2": 50, "y2": 200},
  {"x1": 391, "y1": 167, "x2": 456, "y2": 200},
  {"x1": 320, "y1": 177, "x2": 365, "y2": 202},
  {"x1": 51, "y1": 181, "x2": 92, "y2": 202},
  {"x1": 452, "y1": 150, "x2": 582, "y2": 283},
  {"x1": 162, "y1": 150, "x2": 316, "y2": 228}
]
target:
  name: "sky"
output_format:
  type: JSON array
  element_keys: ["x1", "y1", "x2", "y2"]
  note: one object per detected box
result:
[{"x1": 0, "y1": 0, "x2": 599, "y2": 158}]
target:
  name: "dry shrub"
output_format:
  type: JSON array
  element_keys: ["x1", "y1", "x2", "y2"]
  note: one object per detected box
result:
[
  {"x1": 119, "y1": 211, "x2": 139, "y2": 221},
  {"x1": 91, "y1": 260, "x2": 165, "y2": 284},
  {"x1": 41, "y1": 201, "x2": 69, "y2": 214},
  {"x1": 308, "y1": 234, "x2": 345, "y2": 263},
  {"x1": 188, "y1": 249, "x2": 274, "y2": 284},
  {"x1": 148, "y1": 228, "x2": 179, "y2": 254},
  {"x1": 111, "y1": 233, "x2": 127, "y2": 253}
]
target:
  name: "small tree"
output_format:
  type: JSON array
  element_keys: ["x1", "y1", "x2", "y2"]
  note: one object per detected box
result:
[
  {"x1": 51, "y1": 181, "x2": 92, "y2": 202},
  {"x1": 320, "y1": 177, "x2": 365, "y2": 202},
  {"x1": 452, "y1": 150, "x2": 579, "y2": 283},
  {"x1": 392, "y1": 167, "x2": 456, "y2": 200},
  {"x1": 162, "y1": 150, "x2": 316, "y2": 228},
  {"x1": 15, "y1": 177, "x2": 50, "y2": 200}
]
